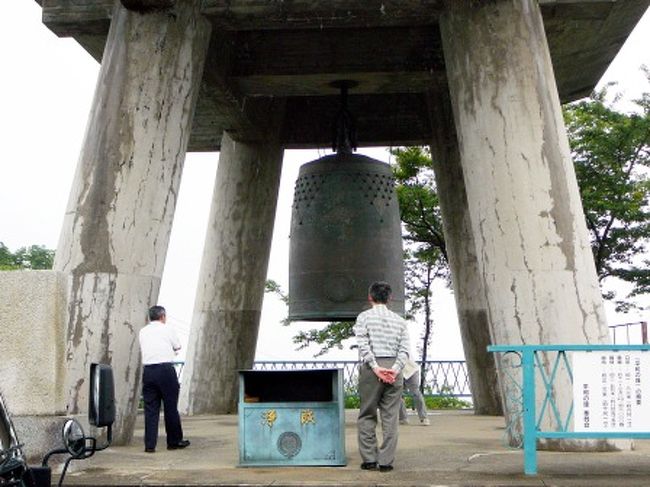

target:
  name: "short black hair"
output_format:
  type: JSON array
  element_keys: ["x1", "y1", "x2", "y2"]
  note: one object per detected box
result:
[
  {"x1": 148, "y1": 305, "x2": 166, "y2": 321},
  {"x1": 369, "y1": 282, "x2": 392, "y2": 304}
]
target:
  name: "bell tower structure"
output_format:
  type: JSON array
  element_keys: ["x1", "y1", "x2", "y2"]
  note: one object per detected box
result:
[{"x1": 31, "y1": 0, "x2": 649, "y2": 444}]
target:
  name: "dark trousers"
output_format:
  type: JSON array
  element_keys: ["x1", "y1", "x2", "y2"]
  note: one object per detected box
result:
[{"x1": 142, "y1": 363, "x2": 183, "y2": 450}]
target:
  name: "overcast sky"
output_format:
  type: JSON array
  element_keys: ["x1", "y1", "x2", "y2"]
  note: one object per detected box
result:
[{"x1": 1, "y1": 3, "x2": 649, "y2": 362}]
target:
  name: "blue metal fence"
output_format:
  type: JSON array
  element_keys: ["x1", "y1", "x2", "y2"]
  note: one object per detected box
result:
[
  {"x1": 254, "y1": 360, "x2": 471, "y2": 398},
  {"x1": 489, "y1": 344, "x2": 650, "y2": 476},
  {"x1": 173, "y1": 360, "x2": 471, "y2": 398}
]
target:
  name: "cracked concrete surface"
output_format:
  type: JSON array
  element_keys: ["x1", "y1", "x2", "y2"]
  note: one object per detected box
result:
[
  {"x1": 52, "y1": 1, "x2": 210, "y2": 445},
  {"x1": 440, "y1": 0, "x2": 611, "y2": 446}
]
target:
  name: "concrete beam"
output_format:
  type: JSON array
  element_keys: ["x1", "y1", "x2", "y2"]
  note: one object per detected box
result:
[
  {"x1": 39, "y1": 0, "x2": 648, "y2": 150},
  {"x1": 190, "y1": 1, "x2": 445, "y2": 29},
  {"x1": 230, "y1": 26, "x2": 443, "y2": 79},
  {"x1": 41, "y1": 0, "x2": 112, "y2": 37},
  {"x1": 120, "y1": 0, "x2": 175, "y2": 13},
  {"x1": 281, "y1": 93, "x2": 432, "y2": 149}
]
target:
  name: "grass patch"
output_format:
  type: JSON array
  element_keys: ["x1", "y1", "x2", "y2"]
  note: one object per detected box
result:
[{"x1": 344, "y1": 394, "x2": 471, "y2": 410}]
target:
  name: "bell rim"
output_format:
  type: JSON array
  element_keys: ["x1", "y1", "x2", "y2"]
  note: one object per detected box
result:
[{"x1": 287, "y1": 301, "x2": 406, "y2": 322}]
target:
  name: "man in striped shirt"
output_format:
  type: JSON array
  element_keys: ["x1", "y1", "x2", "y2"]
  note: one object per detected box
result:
[{"x1": 353, "y1": 281, "x2": 410, "y2": 472}]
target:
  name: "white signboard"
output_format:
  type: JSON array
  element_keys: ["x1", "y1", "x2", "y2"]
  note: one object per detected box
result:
[{"x1": 573, "y1": 351, "x2": 650, "y2": 432}]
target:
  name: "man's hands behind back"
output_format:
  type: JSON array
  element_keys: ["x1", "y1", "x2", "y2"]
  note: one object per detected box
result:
[{"x1": 373, "y1": 366, "x2": 397, "y2": 384}]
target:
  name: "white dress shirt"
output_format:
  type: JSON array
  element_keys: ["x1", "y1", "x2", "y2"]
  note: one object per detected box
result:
[{"x1": 139, "y1": 321, "x2": 181, "y2": 365}]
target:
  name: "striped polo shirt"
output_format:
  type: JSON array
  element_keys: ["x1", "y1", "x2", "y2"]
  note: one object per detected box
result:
[{"x1": 354, "y1": 303, "x2": 410, "y2": 372}]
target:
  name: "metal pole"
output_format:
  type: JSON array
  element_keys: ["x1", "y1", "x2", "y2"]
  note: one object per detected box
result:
[{"x1": 522, "y1": 348, "x2": 537, "y2": 475}]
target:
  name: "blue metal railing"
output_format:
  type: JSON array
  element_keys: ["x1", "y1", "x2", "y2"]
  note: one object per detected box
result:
[
  {"x1": 255, "y1": 360, "x2": 471, "y2": 398},
  {"x1": 489, "y1": 344, "x2": 650, "y2": 476},
  {"x1": 173, "y1": 360, "x2": 471, "y2": 398}
]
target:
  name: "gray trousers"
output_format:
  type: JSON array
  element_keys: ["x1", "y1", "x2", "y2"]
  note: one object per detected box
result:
[
  {"x1": 399, "y1": 371, "x2": 427, "y2": 421},
  {"x1": 357, "y1": 358, "x2": 403, "y2": 466}
]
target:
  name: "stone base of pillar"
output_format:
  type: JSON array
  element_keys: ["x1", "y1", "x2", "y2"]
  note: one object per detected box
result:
[
  {"x1": 61, "y1": 271, "x2": 161, "y2": 445},
  {"x1": 12, "y1": 415, "x2": 69, "y2": 464},
  {"x1": 458, "y1": 310, "x2": 502, "y2": 416},
  {"x1": 181, "y1": 310, "x2": 260, "y2": 414},
  {"x1": 539, "y1": 438, "x2": 630, "y2": 452}
]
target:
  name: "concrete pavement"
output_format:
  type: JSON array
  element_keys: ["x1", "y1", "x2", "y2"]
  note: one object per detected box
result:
[{"x1": 60, "y1": 410, "x2": 650, "y2": 486}]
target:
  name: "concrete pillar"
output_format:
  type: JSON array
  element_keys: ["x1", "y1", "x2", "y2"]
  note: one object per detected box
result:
[
  {"x1": 427, "y1": 89, "x2": 502, "y2": 416},
  {"x1": 54, "y1": 1, "x2": 210, "y2": 444},
  {"x1": 440, "y1": 0, "x2": 610, "y2": 443},
  {"x1": 180, "y1": 132, "x2": 284, "y2": 414}
]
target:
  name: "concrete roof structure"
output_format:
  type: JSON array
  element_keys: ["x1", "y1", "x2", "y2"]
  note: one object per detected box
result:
[{"x1": 37, "y1": 1, "x2": 649, "y2": 150}]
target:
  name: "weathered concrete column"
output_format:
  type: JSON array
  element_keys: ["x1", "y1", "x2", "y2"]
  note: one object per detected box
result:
[
  {"x1": 427, "y1": 88, "x2": 502, "y2": 416},
  {"x1": 54, "y1": 1, "x2": 210, "y2": 443},
  {"x1": 180, "y1": 132, "x2": 284, "y2": 414},
  {"x1": 440, "y1": 0, "x2": 610, "y2": 443}
]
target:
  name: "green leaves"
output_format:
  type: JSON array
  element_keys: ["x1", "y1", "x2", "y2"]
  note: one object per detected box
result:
[
  {"x1": 564, "y1": 77, "x2": 650, "y2": 309},
  {"x1": 292, "y1": 322, "x2": 355, "y2": 357},
  {"x1": 390, "y1": 147, "x2": 448, "y2": 362},
  {"x1": 0, "y1": 242, "x2": 54, "y2": 270},
  {"x1": 391, "y1": 147, "x2": 446, "y2": 262},
  {"x1": 265, "y1": 279, "x2": 289, "y2": 304}
]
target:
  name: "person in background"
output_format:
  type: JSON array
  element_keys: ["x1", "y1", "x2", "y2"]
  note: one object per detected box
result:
[
  {"x1": 353, "y1": 281, "x2": 410, "y2": 472},
  {"x1": 138, "y1": 305, "x2": 190, "y2": 453},
  {"x1": 398, "y1": 357, "x2": 430, "y2": 426}
]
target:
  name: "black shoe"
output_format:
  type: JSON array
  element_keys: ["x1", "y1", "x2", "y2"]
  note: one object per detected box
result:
[
  {"x1": 360, "y1": 462, "x2": 377, "y2": 470},
  {"x1": 378, "y1": 465, "x2": 393, "y2": 472},
  {"x1": 167, "y1": 439, "x2": 190, "y2": 450},
  {"x1": 144, "y1": 448, "x2": 155, "y2": 453}
]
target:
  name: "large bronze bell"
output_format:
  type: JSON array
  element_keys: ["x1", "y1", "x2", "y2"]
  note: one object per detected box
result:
[{"x1": 288, "y1": 152, "x2": 405, "y2": 321}]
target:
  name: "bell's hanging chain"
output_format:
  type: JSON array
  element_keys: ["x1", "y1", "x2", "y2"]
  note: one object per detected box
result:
[{"x1": 332, "y1": 81, "x2": 357, "y2": 155}]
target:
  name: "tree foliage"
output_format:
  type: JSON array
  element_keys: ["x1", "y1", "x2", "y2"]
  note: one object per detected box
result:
[
  {"x1": 564, "y1": 79, "x2": 650, "y2": 311},
  {"x1": 0, "y1": 242, "x2": 55, "y2": 270},
  {"x1": 391, "y1": 146, "x2": 449, "y2": 363},
  {"x1": 403, "y1": 250, "x2": 445, "y2": 366},
  {"x1": 292, "y1": 321, "x2": 355, "y2": 356},
  {"x1": 0, "y1": 243, "x2": 14, "y2": 270},
  {"x1": 265, "y1": 279, "x2": 355, "y2": 356},
  {"x1": 391, "y1": 146, "x2": 447, "y2": 264}
]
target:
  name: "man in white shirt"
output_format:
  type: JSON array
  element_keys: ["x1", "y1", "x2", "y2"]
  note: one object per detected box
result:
[
  {"x1": 353, "y1": 281, "x2": 410, "y2": 472},
  {"x1": 139, "y1": 305, "x2": 189, "y2": 453}
]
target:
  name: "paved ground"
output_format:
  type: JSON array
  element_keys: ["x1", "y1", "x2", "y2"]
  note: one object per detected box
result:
[{"x1": 60, "y1": 410, "x2": 650, "y2": 486}]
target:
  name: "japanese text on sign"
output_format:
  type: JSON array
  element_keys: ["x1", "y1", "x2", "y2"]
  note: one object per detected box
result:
[{"x1": 573, "y1": 352, "x2": 650, "y2": 432}]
